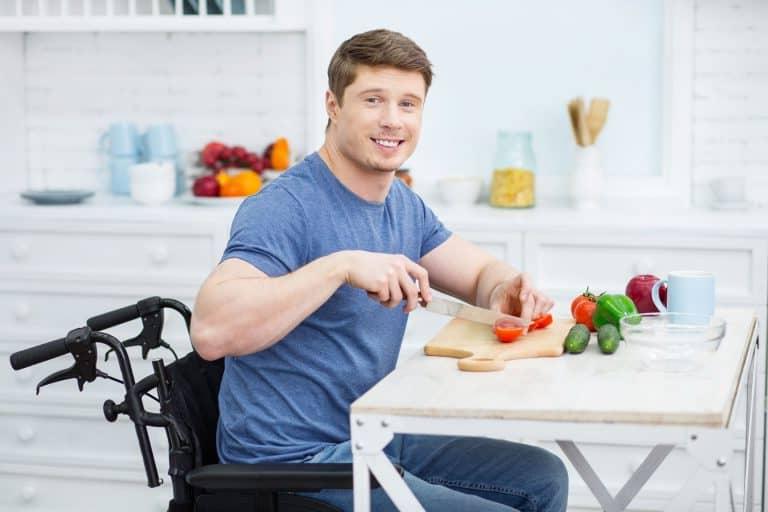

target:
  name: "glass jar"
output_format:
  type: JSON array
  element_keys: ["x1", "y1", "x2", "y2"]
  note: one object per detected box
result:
[{"x1": 489, "y1": 131, "x2": 536, "y2": 208}]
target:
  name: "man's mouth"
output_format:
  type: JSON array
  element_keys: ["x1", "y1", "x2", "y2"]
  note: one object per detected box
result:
[{"x1": 371, "y1": 138, "x2": 404, "y2": 149}]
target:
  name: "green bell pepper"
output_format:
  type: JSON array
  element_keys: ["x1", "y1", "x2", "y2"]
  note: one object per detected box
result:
[{"x1": 592, "y1": 293, "x2": 638, "y2": 330}]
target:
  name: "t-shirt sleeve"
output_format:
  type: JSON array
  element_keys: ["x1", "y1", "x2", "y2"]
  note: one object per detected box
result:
[
  {"x1": 221, "y1": 185, "x2": 308, "y2": 277},
  {"x1": 418, "y1": 195, "x2": 452, "y2": 258}
]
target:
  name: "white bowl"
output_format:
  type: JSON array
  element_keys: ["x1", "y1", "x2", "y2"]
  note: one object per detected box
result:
[{"x1": 437, "y1": 177, "x2": 483, "y2": 206}]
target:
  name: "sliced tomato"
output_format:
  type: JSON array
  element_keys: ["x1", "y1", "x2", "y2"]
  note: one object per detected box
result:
[
  {"x1": 494, "y1": 325, "x2": 525, "y2": 343},
  {"x1": 530, "y1": 313, "x2": 553, "y2": 330}
]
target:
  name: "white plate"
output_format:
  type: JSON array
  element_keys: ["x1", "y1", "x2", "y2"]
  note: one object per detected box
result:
[{"x1": 181, "y1": 194, "x2": 246, "y2": 207}]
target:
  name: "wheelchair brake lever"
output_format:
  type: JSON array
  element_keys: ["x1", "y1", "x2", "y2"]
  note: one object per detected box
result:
[
  {"x1": 36, "y1": 327, "x2": 98, "y2": 394},
  {"x1": 105, "y1": 301, "x2": 165, "y2": 361}
]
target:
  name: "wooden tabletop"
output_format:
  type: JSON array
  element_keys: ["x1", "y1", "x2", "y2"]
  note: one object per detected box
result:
[{"x1": 352, "y1": 309, "x2": 757, "y2": 428}]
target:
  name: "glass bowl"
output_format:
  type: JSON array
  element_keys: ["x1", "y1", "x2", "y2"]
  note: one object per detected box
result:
[{"x1": 619, "y1": 313, "x2": 727, "y2": 372}]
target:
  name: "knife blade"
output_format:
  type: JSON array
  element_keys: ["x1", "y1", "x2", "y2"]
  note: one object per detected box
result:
[{"x1": 422, "y1": 296, "x2": 505, "y2": 326}]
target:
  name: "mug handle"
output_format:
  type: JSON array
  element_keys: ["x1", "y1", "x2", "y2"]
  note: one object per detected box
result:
[{"x1": 651, "y1": 279, "x2": 667, "y2": 312}]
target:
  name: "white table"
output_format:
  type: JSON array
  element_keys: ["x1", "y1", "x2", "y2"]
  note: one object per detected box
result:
[{"x1": 350, "y1": 309, "x2": 759, "y2": 512}]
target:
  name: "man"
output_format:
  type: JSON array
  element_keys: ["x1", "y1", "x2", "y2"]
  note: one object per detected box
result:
[{"x1": 191, "y1": 29, "x2": 568, "y2": 511}]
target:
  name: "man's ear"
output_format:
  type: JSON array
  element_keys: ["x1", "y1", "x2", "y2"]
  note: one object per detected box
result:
[{"x1": 325, "y1": 90, "x2": 339, "y2": 123}]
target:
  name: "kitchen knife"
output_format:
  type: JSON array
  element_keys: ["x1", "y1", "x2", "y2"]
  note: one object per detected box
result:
[{"x1": 422, "y1": 296, "x2": 507, "y2": 326}]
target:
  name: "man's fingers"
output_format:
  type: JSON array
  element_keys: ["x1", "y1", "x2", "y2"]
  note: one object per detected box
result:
[
  {"x1": 405, "y1": 260, "x2": 431, "y2": 303},
  {"x1": 398, "y1": 273, "x2": 420, "y2": 313},
  {"x1": 517, "y1": 272, "x2": 533, "y2": 302},
  {"x1": 385, "y1": 272, "x2": 403, "y2": 308}
]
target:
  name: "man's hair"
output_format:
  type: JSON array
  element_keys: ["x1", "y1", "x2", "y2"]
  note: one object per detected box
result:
[{"x1": 327, "y1": 29, "x2": 433, "y2": 107}]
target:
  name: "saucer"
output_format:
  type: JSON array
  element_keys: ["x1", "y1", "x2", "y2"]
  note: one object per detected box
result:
[
  {"x1": 710, "y1": 199, "x2": 752, "y2": 211},
  {"x1": 20, "y1": 189, "x2": 95, "y2": 205}
]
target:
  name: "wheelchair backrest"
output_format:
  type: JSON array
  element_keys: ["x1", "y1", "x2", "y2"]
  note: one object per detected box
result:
[{"x1": 166, "y1": 352, "x2": 225, "y2": 467}]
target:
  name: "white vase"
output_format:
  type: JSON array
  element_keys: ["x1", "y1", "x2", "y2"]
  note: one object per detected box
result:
[{"x1": 570, "y1": 146, "x2": 603, "y2": 210}]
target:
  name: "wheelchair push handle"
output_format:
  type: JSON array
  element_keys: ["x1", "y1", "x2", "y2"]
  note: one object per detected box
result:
[
  {"x1": 87, "y1": 304, "x2": 141, "y2": 330},
  {"x1": 10, "y1": 337, "x2": 68, "y2": 370}
]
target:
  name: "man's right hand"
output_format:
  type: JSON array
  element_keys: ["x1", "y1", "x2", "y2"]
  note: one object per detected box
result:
[{"x1": 340, "y1": 250, "x2": 431, "y2": 312}]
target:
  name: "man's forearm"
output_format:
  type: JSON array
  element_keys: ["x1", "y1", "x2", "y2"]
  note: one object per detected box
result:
[
  {"x1": 191, "y1": 253, "x2": 348, "y2": 359},
  {"x1": 474, "y1": 259, "x2": 520, "y2": 308}
]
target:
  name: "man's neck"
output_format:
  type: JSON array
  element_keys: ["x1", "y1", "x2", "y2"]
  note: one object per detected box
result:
[{"x1": 318, "y1": 141, "x2": 394, "y2": 203}]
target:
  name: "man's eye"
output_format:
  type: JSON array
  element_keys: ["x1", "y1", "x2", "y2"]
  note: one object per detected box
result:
[
  {"x1": 365, "y1": 97, "x2": 381, "y2": 104},
  {"x1": 401, "y1": 101, "x2": 415, "y2": 108}
]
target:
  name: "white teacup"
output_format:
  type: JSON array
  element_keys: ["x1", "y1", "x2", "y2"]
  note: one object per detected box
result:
[{"x1": 129, "y1": 161, "x2": 175, "y2": 205}]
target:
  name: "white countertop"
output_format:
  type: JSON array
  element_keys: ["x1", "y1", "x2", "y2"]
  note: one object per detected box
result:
[{"x1": 2, "y1": 192, "x2": 767, "y2": 237}]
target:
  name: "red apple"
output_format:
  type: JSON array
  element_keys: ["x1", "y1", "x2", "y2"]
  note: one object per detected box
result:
[
  {"x1": 201, "y1": 142, "x2": 225, "y2": 168},
  {"x1": 232, "y1": 145, "x2": 247, "y2": 161},
  {"x1": 192, "y1": 175, "x2": 220, "y2": 197},
  {"x1": 625, "y1": 274, "x2": 667, "y2": 313}
]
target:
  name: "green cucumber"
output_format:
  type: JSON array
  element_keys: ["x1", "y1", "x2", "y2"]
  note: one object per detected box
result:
[
  {"x1": 564, "y1": 324, "x2": 590, "y2": 354},
  {"x1": 597, "y1": 324, "x2": 621, "y2": 354}
]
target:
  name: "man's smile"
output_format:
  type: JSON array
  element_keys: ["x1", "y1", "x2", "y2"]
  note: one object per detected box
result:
[{"x1": 371, "y1": 137, "x2": 404, "y2": 149}]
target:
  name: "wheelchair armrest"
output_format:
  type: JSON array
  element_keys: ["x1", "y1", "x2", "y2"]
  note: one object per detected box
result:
[{"x1": 186, "y1": 462, "x2": 403, "y2": 492}]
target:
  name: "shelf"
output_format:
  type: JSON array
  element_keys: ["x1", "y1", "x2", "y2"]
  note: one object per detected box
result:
[{"x1": 0, "y1": 0, "x2": 307, "y2": 32}]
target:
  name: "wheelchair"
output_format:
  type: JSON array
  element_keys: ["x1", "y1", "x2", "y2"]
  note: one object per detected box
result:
[{"x1": 9, "y1": 297, "x2": 392, "y2": 512}]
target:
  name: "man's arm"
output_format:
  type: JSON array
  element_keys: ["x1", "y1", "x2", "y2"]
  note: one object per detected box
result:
[
  {"x1": 191, "y1": 251, "x2": 430, "y2": 360},
  {"x1": 419, "y1": 234, "x2": 552, "y2": 324}
]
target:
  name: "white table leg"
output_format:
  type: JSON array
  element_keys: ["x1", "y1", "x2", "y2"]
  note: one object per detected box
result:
[
  {"x1": 353, "y1": 450, "x2": 371, "y2": 512},
  {"x1": 351, "y1": 413, "x2": 424, "y2": 512},
  {"x1": 556, "y1": 440, "x2": 674, "y2": 511}
]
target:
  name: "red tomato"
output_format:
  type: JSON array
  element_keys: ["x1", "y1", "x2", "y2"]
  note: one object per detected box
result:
[
  {"x1": 494, "y1": 325, "x2": 525, "y2": 343},
  {"x1": 573, "y1": 300, "x2": 596, "y2": 331},
  {"x1": 530, "y1": 313, "x2": 553, "y2": 330}
]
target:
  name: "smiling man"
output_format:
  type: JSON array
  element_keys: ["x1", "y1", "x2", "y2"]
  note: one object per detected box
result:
[{"x1": 191, "y1": 29, "x2": 568, "y2": 511}]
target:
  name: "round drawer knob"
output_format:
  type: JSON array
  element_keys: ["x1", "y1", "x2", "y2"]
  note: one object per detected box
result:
[
  {"x1": 150, "y1": 246, "x2": 169, "y2": 265},
  {"x1": 11, "y1": 240, "x2": 30, "y2": 262},
  {"x1": 14, "y1": 302, "x2": 31, "y2": 322},
  {"x1": 21, "y1": 484, "x2": 36, "y2": 503},
  {"x1": 17, "y1": 426, "x2": 36, "y2": 443}
]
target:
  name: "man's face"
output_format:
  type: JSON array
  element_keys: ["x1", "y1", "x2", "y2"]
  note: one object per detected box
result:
[{"x1": 327, "y1": 65, "x2": 426, "y2": 174}]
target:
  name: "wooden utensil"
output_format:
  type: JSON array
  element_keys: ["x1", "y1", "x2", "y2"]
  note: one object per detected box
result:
[
  {"x1": 574, "y1": 97, "x2": 592, "y2": 146},
  {"x1": 567, "y1": 101, "x2": 583, "y2": 147},
  {"x1": 424, "y1": 317, "x2": 571, "y2": 372},
  {"x1": 586, "y1": 98, "x2": 610, "y2": 144}
]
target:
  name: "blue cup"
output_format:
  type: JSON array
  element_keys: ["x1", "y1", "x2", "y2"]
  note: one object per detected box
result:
[
  {"x1": 652, "y1": 271, "x2": 715, "y2": 318},
  {"x1": 100, "y1": 122, "x2": 140, "y2": 157},
  {"x1": 142, "y1": 124, "x2": 177, "y2": 162},
  {"x1": 109, "y1": 154, "x2": 140, "y2": 196}
]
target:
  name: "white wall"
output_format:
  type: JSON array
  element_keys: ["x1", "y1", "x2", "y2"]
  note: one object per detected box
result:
[
  {"x1": 330, "y1": 0, "x2": 665, "y2": 193},
  {"x1": 691, "y1": 0, "x2": 768, "y2": 206},
  {"x1": 1, "y1": 0, "x2": 765, "y2": 205},
  {"x1": 18, "y1": 31, "x2": 306, "y2": 190}
]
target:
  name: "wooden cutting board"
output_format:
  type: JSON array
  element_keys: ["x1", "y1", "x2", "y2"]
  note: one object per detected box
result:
[{"x1": 423, "y1": 317, "x2": 574, "y2": 371}]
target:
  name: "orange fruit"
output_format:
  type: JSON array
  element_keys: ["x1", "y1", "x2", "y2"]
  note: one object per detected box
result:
[
  {"x1": 220, "y1": 170, "x2": 262, "y2": 197},
  {"x1": 215, "y1": 171, "x2": 230, "y2": 188}
]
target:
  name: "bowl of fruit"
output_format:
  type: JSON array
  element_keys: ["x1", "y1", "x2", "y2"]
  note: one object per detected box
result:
[{"x1": 189, "y1": 138, "x2": 291, "y2": 204}]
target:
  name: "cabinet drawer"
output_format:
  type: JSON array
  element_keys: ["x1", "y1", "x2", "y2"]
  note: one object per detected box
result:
[
  {"x1": 0, "y1": 287, "x2": 195, "y2": 341},
  {"x1": 0, "y1": 226, "x2": 215, "y2": 283},
  {"x1": 0, "y1": 467, "x2": 170, "y2": 512},
  {"x1": 524, "y1": 233, "x2": 767, "y2": 304},
  {"x1": 455, "y1": 231, "x2": 524, "y2": 266},
  {"x1": 0, "y1": 410, "x2": 169, "y2": 468}
]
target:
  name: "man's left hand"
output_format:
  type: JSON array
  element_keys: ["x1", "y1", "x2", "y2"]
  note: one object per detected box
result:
[{"x1": 488, "y1": 272, "x2": 554, "y2": 328}]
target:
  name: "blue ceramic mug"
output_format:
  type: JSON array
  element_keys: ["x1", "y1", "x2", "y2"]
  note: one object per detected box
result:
[
  {"x1": 142, "y1": 124, "x2": 177, "y2": 161},
  {"x1": 651, "y1": 271, "x2": 715, "y2": 317},
  {"x1": 109, "y1": 154, "x2": 140, "y2": 196},
  {"x1": 100, "y1": 122, "x2": 140, "y2": 157}
]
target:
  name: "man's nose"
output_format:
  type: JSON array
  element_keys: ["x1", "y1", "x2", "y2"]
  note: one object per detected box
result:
[{"x1": 380, "y1": 103, "x2": 403, "y2": 129}]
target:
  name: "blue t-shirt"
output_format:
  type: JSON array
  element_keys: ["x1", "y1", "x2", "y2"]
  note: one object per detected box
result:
[{"x1": 216, "y1": 152, "x2": 452, "y2": 464}]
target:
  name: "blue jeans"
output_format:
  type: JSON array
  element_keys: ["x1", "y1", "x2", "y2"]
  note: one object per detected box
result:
[{"x1": 298, "y1": 434, "x2": 568, "y2": 511}]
